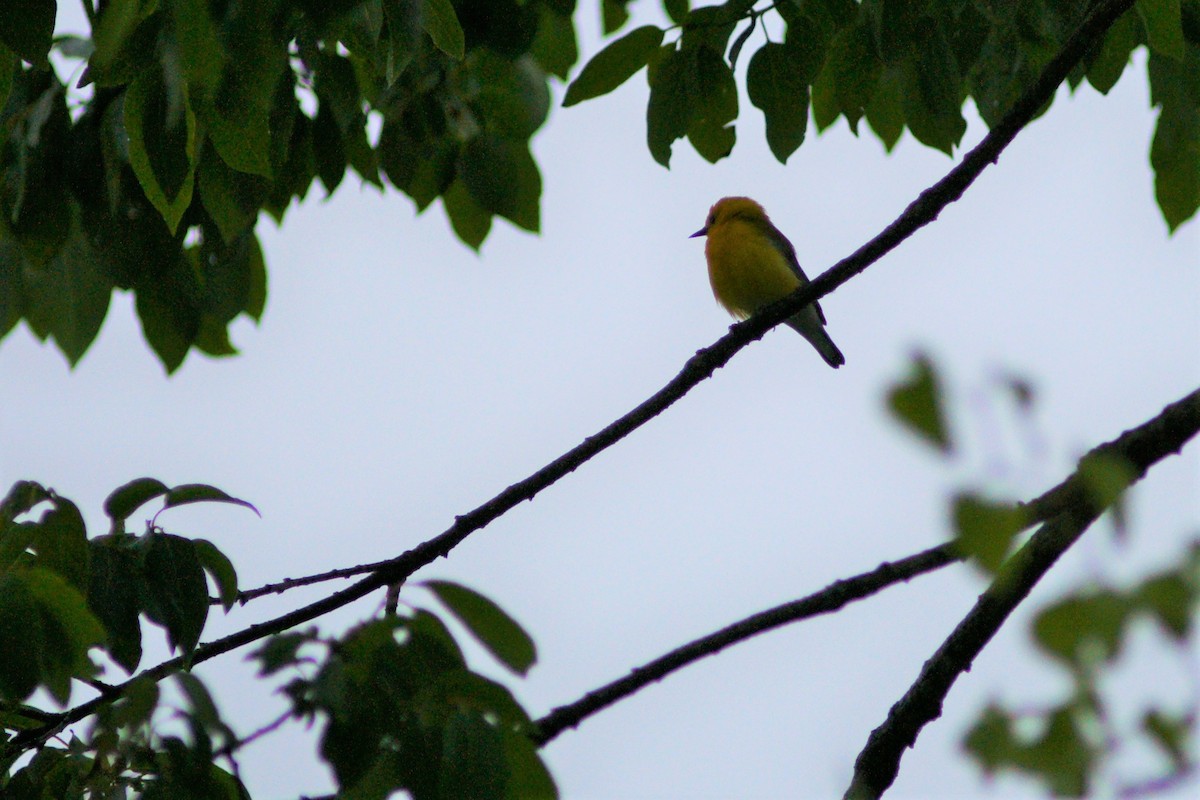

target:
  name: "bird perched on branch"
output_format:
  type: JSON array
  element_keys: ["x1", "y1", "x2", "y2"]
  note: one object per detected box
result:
[{"x1": 690, "y1": 197, "x2": 845, "y2": 368}]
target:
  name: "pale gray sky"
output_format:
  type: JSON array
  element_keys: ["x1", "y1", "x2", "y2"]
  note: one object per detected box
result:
[{"x1": 3, "y1": 5, "x2": 1199, "y2": 799}]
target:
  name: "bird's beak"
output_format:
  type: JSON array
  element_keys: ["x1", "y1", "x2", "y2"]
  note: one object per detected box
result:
[{"x1": 689, "y1": 226, "x2": 707, "y2": 238}]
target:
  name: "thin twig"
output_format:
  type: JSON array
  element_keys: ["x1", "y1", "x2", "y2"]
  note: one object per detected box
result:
[
  {"x1": 533, "y1": 543, "x2": 961, "y2": 745},
  {"x1": 843, "y1": 386, "x2": 1200, "y2": 800}
]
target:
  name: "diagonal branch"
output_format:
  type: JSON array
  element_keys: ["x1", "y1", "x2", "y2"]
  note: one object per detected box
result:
[
  {"x1": 3, "y1": 0, "x2": 1134, "y2": 758},
  {"x1": 533, "y1": 543, "x2": 961, "y2": 746},
  {"x1": 844, "y1": 386, "x2": 1200, "y2": 800}
]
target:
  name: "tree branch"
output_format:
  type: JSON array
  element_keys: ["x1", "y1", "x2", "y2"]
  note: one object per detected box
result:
[
  {"x1": 843, "y1": 386, "x2": 1200, "y2": 800},
  {"x1": 533, "y1": 543, "x2": 960, "y2": 746},
  {"x1": 3, "y1": 0, "x2": 1135, "y2": 759}
]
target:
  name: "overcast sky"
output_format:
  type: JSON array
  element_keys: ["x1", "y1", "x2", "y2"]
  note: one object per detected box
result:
[{"x1": 3, "y1": 5, "x2": 1199, "y2": 799}]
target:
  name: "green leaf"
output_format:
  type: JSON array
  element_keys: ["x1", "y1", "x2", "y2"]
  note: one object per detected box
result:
[
  {"x1": 1149, "y1": 52, "x2": 1200, "y2": 231},
  {"x1": 1086, "y1": 11, "x2": 1141, "y2": 94},
  {"x1": 1142, "y1": 709, "x2": 1191, "y2": 771},
  {"x1": 443, "y1": 179, "x2": 493, "y2": 250},
  {"x1": 423, "y1": 0, "x2": 465, "y2": 59},
  {"x1": 168, "y1": 0, "x2": 226, "y2": 92},
  {"x1": 90, "y1": 0, "x2": 143, "y2": 73},
  {"x1": 1076, "y1": 452, "x2": 1137, "y2": 517},
  {"x1": 663, "y1": 0, "x2": 690, "y2": 26},
  {"x1": 1135, "y1": 571, "x2": 1193, "y2": 638},
  {"x1": 312, "y1": 102, "x2": 347, "y2": 194},
  {"x1": 747, "y1": 42, "x2": 810, "y2": 163},
  {"x1": 87, "y1": 537, "x2": 144, "y2": 672},
  {"x1": 0, "y1": 42, "x2": 14, "y2": 111},
  {"x1": 0, "y1": 572, "x2": 42, "y2": 700},
  {"x1": 24, "y1": 568, "x2": 106, "y2": 704},
  {"x1": 865, "y1": 65, "x2": 904, "y2": 151},
  {"x1": 901, "y1": 22, "x2": 965, "y2": 155},
  {"x1": 684, "y1": 44, "x2": 737, "y2": 163},
  {"x1": 2, "y1": 480, "x2": 51, "y2": 523},
  {"x1": 825, "y1": 21, "x2": 879, "y2": 133},
  {"x1": 32, "y1": 498, "x2": 89, "y2": 591},
  {"x1": 1033, "y1": 591, "x2": 1129, "y2": 666},
  {"x1": 502, "y1": 727, "x2": 558, "y2": 799},
  {"x1": 563, "y1": 25, "x2": 663, "y2": 107},
  {"x1": 21, "y1": 202, "x2": 114, "y2": 366},
  {"x1": 440, "y1": 712, "x2": 507, "y2": 800},
  {"x1": 163, "y1": 483, "x2": 261, "y2": 516},
  {"x1": 459, "y1": 133, "x2": 541, "y2": 232},
  {"x1": 251, "y1": 631, "x2": 316, "y2": 676},
  {"x1": 530, "y1": 4, "x2": 578, "y2": 81},
  {"x1": 951, "y1": 494, "x2": 1027, "y2": 574},
  {"x1": 138, "y1": 532, "x2": 210, "y2": 659},
  {"x1": 124, "y1": 70, "x2": 198, "y2": 234},
  {"x1": 378, "y1": 100, "x2": 458, "y2": 210},
  {"x1": 104, "y1": 477, "x2": 170, "y2": 531},
  {"x1": 472, "y1": 52, "x2": 551, "y2": 139},
  {"x1": 646, "y1": 46, "x2": 697, "y2": 167},
  {"x1": 0, "y1": 0, "x2": 55, "y2": 67},
  {"x1": 193, "y1": 538, "x2": 239, "y2": 611},
  {"x1": 1138, "y1": 0, "x2": 1187, "y2": 59},
  {"x1": 602, "y1": 0, "x2": 630, "y2": 34},
  {"x1": 886, "y1": 352, "x2": 951, "y2": 453},
  {"x1": 425, "y1": 580, "x2": 537, "y2": 675},
  {"x1": 135, "y1": 255, "x2": 203, "y2": 374}
]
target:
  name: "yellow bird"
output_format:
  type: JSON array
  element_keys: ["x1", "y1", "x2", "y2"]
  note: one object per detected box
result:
[{"x1": 691, "y1": 197, "x2": 845, "y2": 368}]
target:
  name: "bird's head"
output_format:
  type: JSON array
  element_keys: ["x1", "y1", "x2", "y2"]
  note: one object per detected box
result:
[{"x1": 689, "y1": 196, "x2": 769, "y2": 238}]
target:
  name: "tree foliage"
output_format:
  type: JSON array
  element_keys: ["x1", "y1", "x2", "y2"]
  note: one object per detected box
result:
[{"x1": 1, "y1": 1, "x2": 1199, "y2": 799}]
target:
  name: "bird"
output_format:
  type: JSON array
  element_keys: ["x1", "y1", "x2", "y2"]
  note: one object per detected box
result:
[{"x1": 690, "y1": 196, "x2": 845, "y2": 368}]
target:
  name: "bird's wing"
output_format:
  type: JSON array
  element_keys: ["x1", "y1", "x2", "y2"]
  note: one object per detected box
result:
[{"x1": 762, "y1": 221, "x2": 827, "y2": 325}]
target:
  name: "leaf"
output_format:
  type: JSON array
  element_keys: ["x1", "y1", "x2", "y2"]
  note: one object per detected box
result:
[
  {"x1": 472, "y1": 52, "x2": 551, "y2": 139},
  {"x1": 138, "y1": 533, "x2": 210, "y2": 659},
  {"x1": 443, "y1": 179, "x2": 493, "y2": 251},
  {"x1": 422, "y1": 0, "x2": 465, "y2": 59},
  {"x1": 1033, "y1": 591, "x2": 1129, "y2": 666},
  {"x1": 0, "y1": 572, "x2": 42, "y2": 701},
  {"x1": 865, "y1": 65, "x2": 904, "y2": 151},
  {"x1": 602, "y1": 0, "x2": 630, "y2": 34},
  {"x1": 24, "y1": 568, "x2": 107, "y2": 704},
  {"x1": 87, "y1": 537, "x2": 144, "y2": 672},
  {"x1": 2, "y1": 480, "x2": 51, "y2": 523},
  {"x1": 886, "y1": 352, "x2": 951, "y2": 453},
  {"x1": 1149, "y1": 53, "x2": 1200, "y2": 231},
  {"x1": 646, "y1": 46, "x2": 697, "y2": 167},
  {"x1": 0, "y1": 0, "x2": 55, "y2": 67},
  {"x1": 104, "y1": 478, "x2": 170, "y2": 533},
  {"x1": 124, "y1": 70, "x2": 198, "y2": 234},
  {"x1": 1138, "y1": 0, "x2": 1186, "y2": 59},
  {"x1": 951, "y1": 494, "x2": 1027, "y2": 574},
  {"x1": 530, "y1": 4, "x2": 578, "y2": 81},
  {"x1": 0, "y1": 41, "x2": 14, "y2": 112},
  {"x1": 685, "y1": 44, "x2": 737, "y2": 163},
  {"x1": 425, "y1": 580, "x2": 537, "y2": 675},
  {"x1": 901, "y1": 21, "x2": 966, "y2": 155},
  {"x1": 563, "y1": 25, "x2": 663, "y2": 107},
  {"x1": 1076, "y1": 452, "x2": 1137, "y2": 518},
  {"x1": 826, "y1": 21, "x2": 879, "y2": 133},
  {"x1": 458, "y1": 133, "x2": 541, "y2": 232},
  {"x1": 1142, "y1": 709, "x2": 1191, "y2": 771},
  {"x1": 32, "y1": 498, "x2": 89, "y2": 591},
  {"x1": 747, "y1": 42, "x2": 810, "y2": 163},
  {"x1": 90, "y1": 0, "x2": 143, "y2": 72},
  {"x1": 168, "y1": 0, "x2": 226, "y2": 92},
  {"x1": 163, "y1": 483, "x2": 261, "y2": 517},
  {"x1": 251, "y1": 631, "x2": 315, "y2": 676},
  {"x1": 1086, "y1": 11, "x2": 1141, "y2": 94},
  {"x1": 1135, "y1": 571, "x2": 1193, "y2": 639},
  {"x1": 135, "y1": 255, "x2": 203, "y2": 374},
  {"x1": 192, "y1": 538, "x2": 239, "y2": 611},
  {"x1": 502, "y1": 727, "x2": 558, "y2": 799}
]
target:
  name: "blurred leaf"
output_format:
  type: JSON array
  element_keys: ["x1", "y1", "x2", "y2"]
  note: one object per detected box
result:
[
  {"x1": 747, "y1": 42, "x2": 810, "y2": 163},
  {"x1": 901, "y1": 21, "x2": 966, "y2": 155},
  {"x1": 138, "y1": 533, "x2": 210, "y2": 658},
  {"x1": 646, "y1": 46, "x2": 696, "y2": 167},
  {"x1": 1033, "y1": 590, "x2": 1129, "y2": 666},
  {"x1": 1149, "y1": 50, "x2": 1200, "y2": 231},
  {"x1": 104, "y1": 477, "x2": 170, "y2": 532},
  {"x1": 459, "y1": 133, "x2": 541, "y2": 232},
  {"x1": 440, "y1": 712, "x2": 507, "y2": 800},
  {"x1": 825, "y1": 21, "x2": 879, "y2": 133},
  {"x1": 163, "y1": 483, "x2": 261, "y2": 517},
  {"x1": 134, "y1": 254, "x2": 203, "y2": 374},
  {"x1": 663, "y1": 0, "x2": 690, "y2": 26},
  {"x1": 425, "y1": 580, "x2": 537, "y2": 675},
  {"x1": 0, "y1": 0, "x2": 55, "y2": 67},
  {"x1": 563, "y1": 25, "x2": 663, "y2": 107},
  {"x1": 193, "y1": 538, "x2": 239, "y2": 611},
  {"x1": 865, "y1": 65, "x2": 904, "y2": 151},
  {"x1": 2, "y1": 480, "x2": 51, "y2": 523},
  {"x1": 251, "y1": 631, "x2": 316, "y2": 676},
  {"x1": 124, "y1": 70, "x2": 198, "y2": 234},
  {"x1": 0, "y1": 571, "x2": 42, "y2": 701},
  {"x1": 24, "y1": 568, "x2": 106, "y2": 704},
  {"x1": 87, "y1": 536, "x2": 144, "y2": 672},
  {"x1": 443, "y1": 178, "x2": 493, "y2": 250},
  {"x1": 686, "y1": 45, "x2": 737, "y2": 163},
  {"x1": 1143, "y1": 709, "x2": 1192, "y2": 771},
  {"x1": 471, "y1": 52, "x2": 551, "y2": 139},
  {"x1": 168, "y1": 0, "x2": 226, "y2": 92},
  {"x1": 1135, "y1": 571, "x2": 1193, "y2": 639},
  {"x1": 1086, "y1": 11, "x2": 1141, "y2": 94},
  {"x1": 1076, "y1": 452, "x2": 1137, "y2": 519},
  {"x1": 951, "y1": 494, "x2": 1027, "y2": 573},
  {"x1": 886, "y1": 353, "x2": 951, "y2": 453},
  {"x1": 602, "y1": 0, "x2": 630, "y2": 34},
  {"x1": 964, "y1": 704, "x2": 1095, "y2": 797},
  {"x1": 502, "y1": 727, "x2": 558, "y2": 799},
  {"x1": 1138, "y1": 0, "x2": 1186, "y2": 59},
  {"x1": 530, "y1": 4, "x2": 578, "y2": 81},
  {"x1": 32, "y1": 497, "x2": 89, "y2": 591},
  {"x1": 90, "y1": 0, "x2": 143, "y2": 73},
  {"x1": 423, "y1": 0, "x2": 465, "y2": 59}
]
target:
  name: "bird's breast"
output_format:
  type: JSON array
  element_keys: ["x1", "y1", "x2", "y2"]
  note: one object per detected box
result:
[{"x1": 706, "y1": 223, "x2": 802, "y2": 319}]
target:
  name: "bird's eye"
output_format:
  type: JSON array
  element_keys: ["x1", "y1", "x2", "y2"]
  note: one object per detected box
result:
[{"x1": 707, "y1": 213, "x2": 716, "y2": 225}]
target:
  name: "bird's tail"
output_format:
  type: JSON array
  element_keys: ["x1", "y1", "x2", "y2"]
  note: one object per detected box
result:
[{"x1": 786, "y1": 315, "x2": 845, "y2": 369}]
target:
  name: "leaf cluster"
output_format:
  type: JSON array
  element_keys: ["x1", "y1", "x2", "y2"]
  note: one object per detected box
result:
[
  {"x1": 566, "y1": 0, "x2": 1199, "y2": 231},
  {"x1": 0, "y1": 0, "x2": 577, "y2": 372}
]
